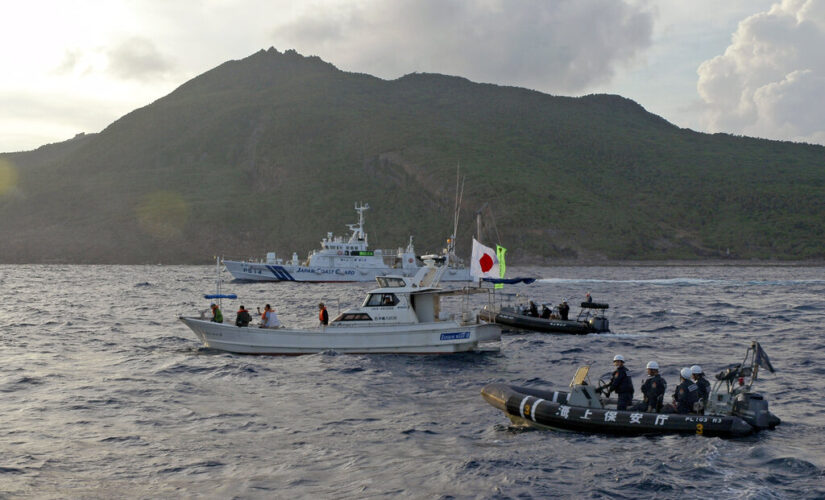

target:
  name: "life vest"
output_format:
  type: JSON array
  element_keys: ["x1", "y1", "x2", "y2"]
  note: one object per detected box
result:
[{"x1": 319, "y1": 307, "x2": 327, "y2": 322}]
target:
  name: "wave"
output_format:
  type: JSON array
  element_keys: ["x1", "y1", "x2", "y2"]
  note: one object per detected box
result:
[{"x1": 537, "y1": 278, "x2": 825, "y2": 286}]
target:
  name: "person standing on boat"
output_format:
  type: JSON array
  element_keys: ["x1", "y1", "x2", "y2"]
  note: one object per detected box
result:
[
  {"x1": 585, "y1": 292, "x2": 593, "y2": 303},
  {"x1": 604, "y1": 355, "x2": 634, "y2": 410},
  {"x1": 235, "y1": 305, "x2": 252, "y2": 327},
  {"x1": 319, "y1": 302, "x2": 329, "y2": 326},
  {"x1": 260, "y1": 304, "x2": 281, "y2": 328},
  {"x1": 631, "y1": 361, "x2": 667, "y2": 412},
  {"x1": 691, "y1": 365, "x2": 711, "y2": 412},
  {"x1": 210, "y1": 303, "x2": 223, "y2": 323},
  {"x1": 558, "y1": 300, "x2": 570, "y2": 321}
]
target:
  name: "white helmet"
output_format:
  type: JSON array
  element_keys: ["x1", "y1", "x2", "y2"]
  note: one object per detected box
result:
[
  {"x1": 613, "y1": 355, "x2": 625, "y2": 362},
  {"x1": 646, "y1": 361, "x2": 659, "y2": 370},
  {"x1": 680, "y1": 367, "x2": 692, "y2": 379},
  {"x1": 691, "y1": 365, "x2": 703, "y2": 375}
]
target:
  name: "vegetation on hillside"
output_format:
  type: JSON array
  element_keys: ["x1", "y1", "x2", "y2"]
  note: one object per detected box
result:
[{"x1": 1, "y1": 48, "x2": 823, "y2": 263}]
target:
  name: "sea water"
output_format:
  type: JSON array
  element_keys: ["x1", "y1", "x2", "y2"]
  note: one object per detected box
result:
[{"x1": 0, "y1": 265, "x2": 824, "y2": 498}]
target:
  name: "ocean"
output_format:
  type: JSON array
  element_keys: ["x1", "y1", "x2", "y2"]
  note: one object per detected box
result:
[{"x1": 1, "y1": 264, "x2": 824, "y2": 498}]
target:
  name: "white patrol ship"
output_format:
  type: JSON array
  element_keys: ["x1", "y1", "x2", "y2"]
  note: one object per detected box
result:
[{"x1": 223, "y1": 202, "x2": 471, "y2": 283}]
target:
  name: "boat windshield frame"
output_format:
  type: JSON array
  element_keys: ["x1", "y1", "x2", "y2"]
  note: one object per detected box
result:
[
  {"x1": 376, "y1": 276, "x2": 407, "y2": 288},
  {"x1": 365, "y1": 293, "x2": 399, "y2": 307}
]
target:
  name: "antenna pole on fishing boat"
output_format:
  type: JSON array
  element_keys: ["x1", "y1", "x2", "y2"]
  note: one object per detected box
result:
[
  {"x1": 475, "y1": 202, "x2": 488, "y2": 241},
  {"x1": 215, "y1": 256, "x2": 222, "y2": 308},
  {"x1": 450, "y1": 164, "x2": 465, "y2": 259}
]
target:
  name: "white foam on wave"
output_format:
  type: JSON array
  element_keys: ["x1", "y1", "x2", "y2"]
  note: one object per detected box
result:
[{"x1": 536, "y1": 278, "x2": 825, "y2": 286}]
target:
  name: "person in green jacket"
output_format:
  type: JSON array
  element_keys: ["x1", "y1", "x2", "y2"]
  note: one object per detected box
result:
[{"x1": 210, "y1": 303, "x2": 223, "y2": 323}]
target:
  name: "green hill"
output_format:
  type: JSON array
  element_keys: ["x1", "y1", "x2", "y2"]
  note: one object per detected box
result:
[{"x1": 1, "y1": 47, "x2": 824, "y2": 264}]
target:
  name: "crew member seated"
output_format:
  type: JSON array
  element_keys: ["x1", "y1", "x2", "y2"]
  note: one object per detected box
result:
[
  {"x1": 540, "y1": 305, "x2": 551, "y2": 319},
  {"x1": 210, "y1": 303, "x2": 223, "y2": 323},
  {"x1": 259, "y1": 304, "x2": 282, "y2": 328},
  {"x1": 631, "y1": 361, "x2": 666, "y2": 412},
  {"x1": 663, "y1": 367, "x2": 699, "y2": 414},
  {"x1": 528, "y1": 300, "x2": 538, "y2": 317},
  {"x1": 691, "y1": 365, "x2": 711, "y2": 413},
  {"x1": 235, "y1": 305, "x2": 252, "y2": 327}
]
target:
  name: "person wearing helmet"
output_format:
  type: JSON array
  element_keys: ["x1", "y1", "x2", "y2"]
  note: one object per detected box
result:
[
  {"x1": 601, "y1": 355, "x2": 634, "y2": 410},
  {"x1": 691, "y1": 365, "x2": 710, "y2": 412},
  {"x1": 558, "y1": 300, "x2": 570, "y2": 321},
  {"x1": 631, "y1": 361, "x2": 667, "y2": 412},
  {"x1": 664, "y1": 367, "x2": 700, "y2": 414}
]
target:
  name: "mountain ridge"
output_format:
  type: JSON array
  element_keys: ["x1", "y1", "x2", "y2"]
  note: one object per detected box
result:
[{"x1": 1, "y1": 48, "x2": 823, "y2": 264}]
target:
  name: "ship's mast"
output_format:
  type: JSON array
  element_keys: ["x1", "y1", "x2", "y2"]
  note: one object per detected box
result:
[{"x1": 348, "y1": 202, "x2": 370, "y2": 243}]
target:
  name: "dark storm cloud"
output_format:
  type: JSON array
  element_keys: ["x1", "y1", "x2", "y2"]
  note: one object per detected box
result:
[
  {"x1": 274, "y1": 0, "x2": 654, "y2": 93},
  {"x1": 106, "y1": 36, "x2": 176, "y2": 81}
]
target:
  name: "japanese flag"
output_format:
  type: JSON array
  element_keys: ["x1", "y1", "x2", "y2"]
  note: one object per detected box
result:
[{"x1": 470, "y1": 238, "x2": 499, "y2": 280}]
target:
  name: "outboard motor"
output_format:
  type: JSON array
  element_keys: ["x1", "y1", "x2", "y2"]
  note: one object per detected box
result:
[
  {"x1": 589, "y1": 317, "x2": 609, "y2": 332},
  {"x1": 732, "y1": 392, "x2": 777, "y2": 430}
]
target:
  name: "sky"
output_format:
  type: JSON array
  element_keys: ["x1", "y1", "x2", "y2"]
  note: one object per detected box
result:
[{"x1": 2, "y1": 0, "x2": 824, "y2": 153}]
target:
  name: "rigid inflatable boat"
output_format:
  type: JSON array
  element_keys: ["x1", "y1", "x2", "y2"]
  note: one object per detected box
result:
[
  {"x1": 479, "y1": 301, "x2": 609, "y2": 334},
  {"x1": 481, "y1": 342, "x2": 780, "y2": 437}
]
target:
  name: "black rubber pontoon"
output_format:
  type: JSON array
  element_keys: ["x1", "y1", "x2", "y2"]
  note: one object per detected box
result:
[
  {"x1": 479, "y1": 301, "x2": 610, "y2": 334},
  {"x1": 481, "y1": 383, "x2": 756, "y2": 437}
]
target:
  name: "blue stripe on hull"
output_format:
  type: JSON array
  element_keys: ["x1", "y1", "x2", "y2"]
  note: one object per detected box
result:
[{"x1": 266, "y1": 265, "x2": 295, "y2": 281}]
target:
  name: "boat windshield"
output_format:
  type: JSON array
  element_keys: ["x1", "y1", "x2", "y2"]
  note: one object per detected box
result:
[
  {"x1": 335, "y1": 313, "x2": 373, "y2": 321},
  {"x1": 376, "y1": 276, "x2": 406, "y2": 288},
  {"x1": 365, "y1": 293, "x2": 399, "y2": 307}
]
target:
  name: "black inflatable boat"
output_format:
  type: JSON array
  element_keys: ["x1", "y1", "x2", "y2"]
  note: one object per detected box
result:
[
  {"x1": 479, "y1": 302, "x2": 609, "y2": 334},
  {"x1": 482, "y1": 342, "x2": 780, "y2": 437}
]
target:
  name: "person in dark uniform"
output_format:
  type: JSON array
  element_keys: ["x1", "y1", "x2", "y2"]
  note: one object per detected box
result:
[
  {"x1": 691, "y1": 365, "x2": 711, "y2": 412},
  {"x1": 664, "y1": 367, "x2": 700, "y2": 414},
  {"x1": 319, "y1": 302, "x2": 329, "y2": 326},
  {"x1": 235, "y1": 305, "x2": 252, "y2": 327},
  {"x1": 631, "y1": 361, "x2": 667, "y2": 412},
  {"x1": 558, "y1": 300, "x2": 570, "y2": 321},
  {"x1": 528, "y1": 301, "x2": 539, "y2": 317},
  {"x1": 540, "y1": 304, "x2": 551, "y2": 319},
  {"x1": 600, "y1": 355, "x2": 634, "y2": 410}
]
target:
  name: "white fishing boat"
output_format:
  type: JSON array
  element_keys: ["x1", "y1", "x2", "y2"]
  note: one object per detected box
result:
[
  {"x1": 179, "y1": 260, "x2": 499, "y2": 355},
  {"x1": 223, "y1": 202, "x2": 471, "y2": 283}
]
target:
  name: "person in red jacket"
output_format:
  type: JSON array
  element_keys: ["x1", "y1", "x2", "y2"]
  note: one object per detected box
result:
[{"x1": 319, "y1": 302, "x2": 329, "y2": 326}]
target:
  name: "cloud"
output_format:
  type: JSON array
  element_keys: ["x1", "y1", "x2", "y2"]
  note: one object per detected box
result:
[
  {"x1": 106, "y1": 36, "x2": 176, "y2": 81},
  {"x1": 697, "y1": 0, "x2": 825, "y2": 144},
  {"x1": 273, "y1": 0, "x2": 654, "y2": 94}
]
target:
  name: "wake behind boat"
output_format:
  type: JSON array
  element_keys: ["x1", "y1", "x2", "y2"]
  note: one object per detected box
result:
[
  {"x1": 180, "y1": 259, "x2": 500, "y2": 354},
  {"x1": 223, "y1": 202, "x2": 470, "y2": 283}
]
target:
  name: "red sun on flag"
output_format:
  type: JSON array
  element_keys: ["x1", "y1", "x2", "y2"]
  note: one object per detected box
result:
[{"x1": 479, "y1": 253, "x2": 494, "y2": 273}]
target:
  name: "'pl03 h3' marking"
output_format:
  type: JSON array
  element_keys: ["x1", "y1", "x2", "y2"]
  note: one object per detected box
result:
[{"x1": 266, "y1": 265, "x2": 295, "y2": 281}]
